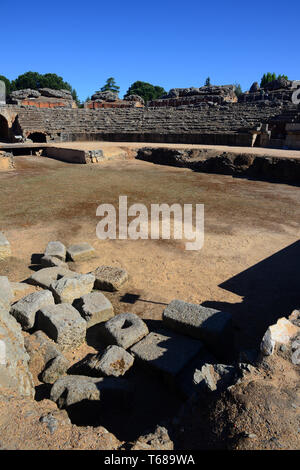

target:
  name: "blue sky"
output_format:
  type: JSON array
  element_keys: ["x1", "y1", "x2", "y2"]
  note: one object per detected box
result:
[{"x1": 1, "y1": 0, "x2": 299, "y2": 101}]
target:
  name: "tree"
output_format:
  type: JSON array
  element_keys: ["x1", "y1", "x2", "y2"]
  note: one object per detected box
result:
[
  {"x1": 124, "y1": 81, "x2": 166, "y2": 104},
  {"x1": 205, "y1": 77, "x2": 211, "y2": 86},
  {"x1": 100, "y1": 77, "x2": 120, "y2": 93},
  {"x1": 0, "y1": 75, "x2": 11, "y2": 96},
  {"x1": 11, "y1": 71, "x2": 73, "y2": 92},
  {"x1": 260, "y1": 72, "x2": 288, "y2": 88},
  {"x1": 234, "y1": 83, "x2": 243, "y2": 97}
]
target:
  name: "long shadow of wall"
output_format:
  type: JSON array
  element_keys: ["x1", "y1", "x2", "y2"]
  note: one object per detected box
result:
[{"x1": 202, "y1": 240, "x2": 300, "y2": 351}]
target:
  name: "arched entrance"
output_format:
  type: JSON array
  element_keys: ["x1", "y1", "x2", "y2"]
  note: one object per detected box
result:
[
  {"x1": 27, "y1": 132, "x2": 47, "y2": 143},
  {"x1": 0, "y1": 115, "x2": 9, "y2": 142}
]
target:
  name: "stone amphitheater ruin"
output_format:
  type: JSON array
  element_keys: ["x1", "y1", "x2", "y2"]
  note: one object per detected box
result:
[{"x1": 0, "y1": 78, "x2": 299, "y2": 451}]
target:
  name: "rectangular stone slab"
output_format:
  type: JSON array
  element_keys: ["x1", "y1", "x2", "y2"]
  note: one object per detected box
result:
[
  {"x1": 163, "y1": 299, "x2": 233, "y2": 359},
  {"x1": 130, "y1": 329, "x2": 203, "y2": 382}
]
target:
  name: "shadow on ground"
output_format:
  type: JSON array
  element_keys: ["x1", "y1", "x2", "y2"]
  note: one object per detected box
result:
[{"x1": 203, "y1": 239, "x2": 300, "y2": 350}]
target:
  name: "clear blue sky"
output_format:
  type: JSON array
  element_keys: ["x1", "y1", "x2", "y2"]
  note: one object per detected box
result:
[{"x1": 1, "y1": 0, "x2": 299, "y2": 101}]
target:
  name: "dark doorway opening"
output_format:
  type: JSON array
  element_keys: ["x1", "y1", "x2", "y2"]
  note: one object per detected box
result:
[
  {"x1": 27, "y1": 132, "x2": 47, "y2": 143},
  {"x1": 0, "y1": 115, "x2": 9, "y2": 142}
]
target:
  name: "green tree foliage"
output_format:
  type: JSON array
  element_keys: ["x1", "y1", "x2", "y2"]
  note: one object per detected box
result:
[
  {"x1": 205, "y1": 77, "x2": 211, "y2": 86},
  {"x1": 100, "y1": 77, "x2": 120, "y2": 93},
  {"x1": 125, "y1": 81, "x2": 166, "y2": 104},
  {"x1": 234, "y1": 83, "x2": 243, "y2": 97},
  {"x1": 9, "y1": 71, "x2": 80, "y2": 105},
  {"x1": 11, "y1": 71, "x2": 73, "y2": 91},
  {"x1": 260, "y1": 72, "x2": 288, "y2": 87},
  {"x1": 0, "y1": 75, "x2": 11, "y2": 96}
]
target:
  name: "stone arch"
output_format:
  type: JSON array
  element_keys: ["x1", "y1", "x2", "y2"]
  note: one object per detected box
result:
[
  {"x1": 0, "y1": 114, "x2": 9, "y2": 142},
  {"x1": 27, "y1": 132, "x2": 47, "y2": 143}
]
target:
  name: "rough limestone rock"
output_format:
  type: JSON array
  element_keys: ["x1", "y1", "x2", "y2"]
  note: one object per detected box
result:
[
  {"x1": 10, "y1": 290, "x2": 55, "y2": 330},
  {"x1": 37, "y1": 303, "x2": 86, "y2": 351},
  {"x1": 93, "y1": 265, "x2": 129, "y2": 291},
  {"x1": 10, "y1": 89, "x2": 41, "y2": 100},
  {"x1": 44, "y1": 241, "x2": 66, "y2": 261},
  {"x1": 163, "y1": 300, "x2": 233, "y2": 358},
  {"x1": 0, "y1": 232, "x2": 11, "y2": 260},
  {"x1": 192, "y1": 363, "x2": 238, "y2": 393},
  {"x1": 72, "y1": 345, "x2": 134, "y2": 378},
  {"x1": 91, "y1": 91, "x2": 118, "y2": 102},
  {"x1": 39, "y1": 88, "x2": 72, "y2": 100},
  {"x1": 73, "y1": 291, "x2": 114, "y2": 327},
  {"x1": 97, "y1": 345, "x2": 134, "y2": 377},
  {"x1": 124, "y1": 94, "x2": 145, "y2": 105},
  {"x1": 132, "y1": 426, "x2": 174, "y2": 450},
  {"x1": 24, "y1": 330, "x2": 70, "y2": 384},
  {"x1": 0, "y1": 305, "x2": 34, "y2": 397},
  {"x1": 0, "y1": 276, "x2": 13, "y2": 309},
  {"x1": 70, "y1": 346, "x2": 134, "y2": 377},
  {"x1": 50, "y1": 375, "x2": 132, "y2": 409},
  {"x1": 260, "y1": 317, "x2": 300, "y2": 356},
  {"x1": 50, "y1": 273, "x2": 95, "y2": 303},
  {"x1": 130, "y1": 329, "x2": 203, "y2": 382},
  {"x1": 66, "y1": 243, "x2": 95, "y2": 262},
  {"x1": 99, "y1": 313, "x2": 149, "y2": 349},
  {"x1": 30, "y1": 266, "x2": 72, "y2": 289},
  {"x1": 289, "y1": 309, "x2": 300, "y2": 328},
  {"x1": 41, "y1": 255, "x2": 68, "y2": 268}
]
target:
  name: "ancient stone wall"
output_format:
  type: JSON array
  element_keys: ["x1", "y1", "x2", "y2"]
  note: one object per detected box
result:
[{"x1": 1, "y1": 101, "x2": 299, "y2": 147}]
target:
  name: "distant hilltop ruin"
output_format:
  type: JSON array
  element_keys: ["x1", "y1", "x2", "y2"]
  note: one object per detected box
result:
[{"x1": 7, "y1": 88, "x2": 76, "y2": 109}]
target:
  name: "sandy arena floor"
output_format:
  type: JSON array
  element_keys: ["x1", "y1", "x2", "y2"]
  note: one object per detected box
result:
[{"x1": 0, "y1": 154, "x2": 299, "y2": 352}]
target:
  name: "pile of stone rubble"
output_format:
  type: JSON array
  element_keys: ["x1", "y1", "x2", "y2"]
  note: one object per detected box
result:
[{"x1": 0, "y1": 233, "x2": 299, "y2": 426}]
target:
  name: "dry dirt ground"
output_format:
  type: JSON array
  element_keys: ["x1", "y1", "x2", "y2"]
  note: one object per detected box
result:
[{"x1": 0, "y1": 153, "x2": 299, "y2": 448}]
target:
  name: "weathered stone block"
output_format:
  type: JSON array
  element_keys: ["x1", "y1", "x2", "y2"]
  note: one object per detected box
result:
[
  {"x1": 130, "y1": 329, "x2": 203, "y2": 382},
  {"x1": 0, "y1": 232, "x2": 11, "y2": 260},
  {"x1": 37, "y1": 303, "x2": 86, "y2": 351},
  {"x1": 67, "y1": 243, "x2": 95, "y2": 261},
  {"x1": 93, "y1": 265, "x2": 128, "y2": 291},
  {"x1": 10, "y1": 290, "x2": 55, "y2": 330},
  {"x1": 0, "y1": 276, "x2": 13, "y2": 309},
  {"x1": 73, "y1": 346, "x2": 134, "y2": 377},
  {"x1": 163, "y1": 300, "x2": 233, "y2": 358},
  {"x1": 99, "y1": 313, "x2": 149, "y2": 349},
  {"x1": 260, "y1": 317, "x2": 300, "y2": 356},
  {"x1": 50, "y1": 374, "x2": 133, "y2": 409},
  {"x1": 24, "y1": 330, "x2": 70, "y2": 384},
  {"x1": 30, "y1": 266, "x2": 72, "y2": 289},
  {"x1": 44, "y1": 241, "x2": 66, "y2": 261},
  {"x1": 50, "y1": 273, "x2": 95, "y2": 303},
  {"x1": 41, "y1": 255, "x2": 68, "y2": 268},
  {"x1": 0, "y1": 305, "x2": 34, "y2": 397},
  {"x1": 73, "y1": 291, "x2": 114, "y2": 327}
]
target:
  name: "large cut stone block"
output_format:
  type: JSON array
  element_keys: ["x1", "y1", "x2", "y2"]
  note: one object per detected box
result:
[
  {"x1": 24, "y1": 330, "x2": 70, "y2": 384},
  {"x1": 0, "y1": 232, "x2": 11, "y2": 260},
  {"x1": 37, "y1": 303, "x2": 86, "y2": 351},
  {"x1": 10, "y1": 290, "x2": 55, "y2": 330},
  {"x1": 67, "y1": 243, "x2": 95, "y2": 261},
  {"x1": 50, "y1": 273, "x2": 95, "y2": 303},
  {"x1": 163, "y1": 300, "x2": 233, "y2": 358},
  {"x1": 50, "y1": 374, "x2": 132, "y2": 409},
  {"x1": 130, "y1": 329, "x2": 203, "y2": 382},
  {"x1": 44, "y1": 241, "x2": 66, "y2": 261},
  {"x1": 71, "y1": 345, "x2": 134, "y2": 378},
  {"x1": 0, "y1": 276, "x2": 13, "y2": 309},
  {"x1": 73, "y1": 291, "x2": 114, "y2": 327},
  {"x1": 93, "y1": 265, "x2": 128, "y2": 291},
  {"x1": 99, "y1": 313, "x2": 149, "y2": 349},
  {"x1": 30, "y1": 266, "x2": 72, "y2": 289}
]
